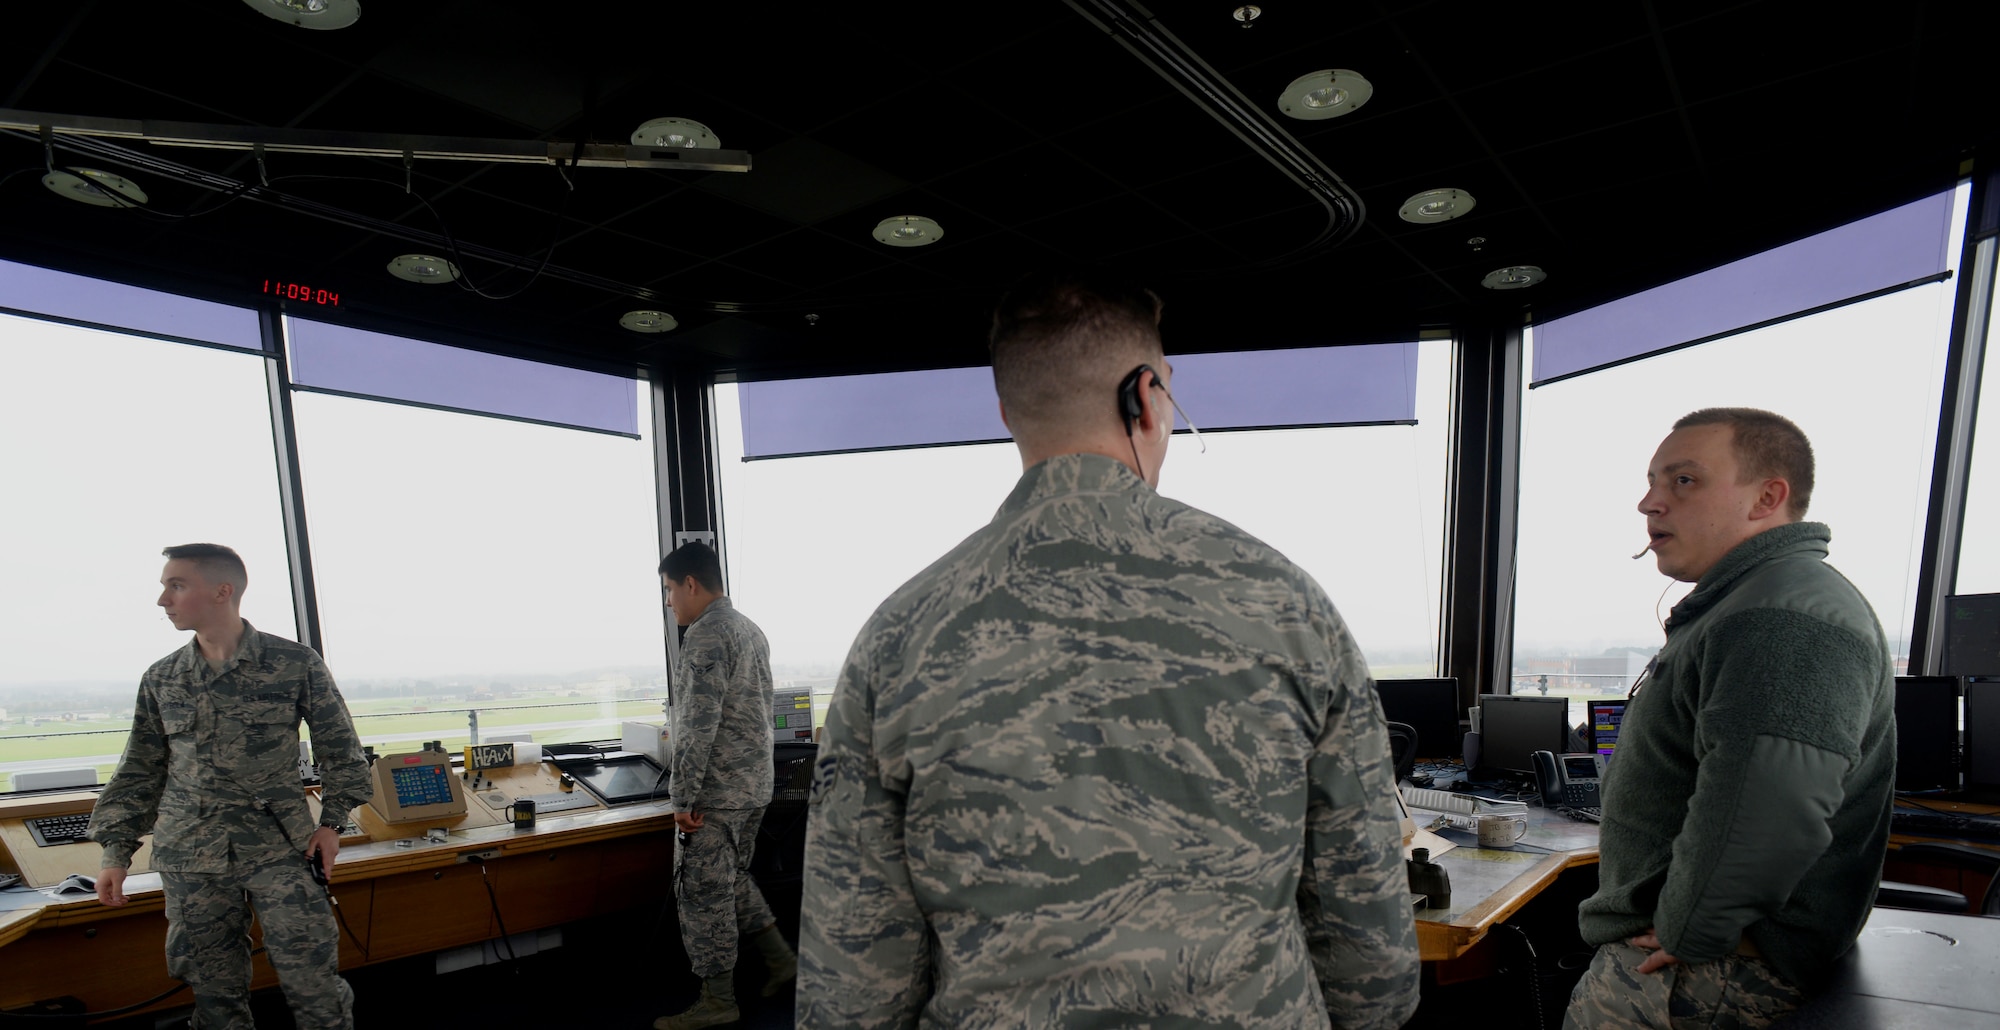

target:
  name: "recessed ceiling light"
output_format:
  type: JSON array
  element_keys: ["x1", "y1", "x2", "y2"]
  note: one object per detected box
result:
[
  {"x1": 1233, "y1": 6, "x2": 1261, "y2": 27},
  {"x1": 631, "y1": 118, "x2": 719, "y2": 150},
  {"x1": 1481, "y1": 265, "x2": 1546, "y2": 290},
  {"x1": 620, "y1": 310, "x2": 678, "y2": 333},
  {"x1": 1399, "y1": 188, "x2": 1476, "y2": 223},
  {"x1": 240, "y1": 0, "x2": 361, "y2": 30},
  {"x1": 1278, "y1": 69, "x2": 1372, "y2": 120},
  {"x1": 872, "y1": 215, "x2": 944, "y2": 247},
  {"x1": 387, "y1": 254, "x2": 460, "y2": 284},
  {"x1": 42, "y1": 168, "x2": 148, "y2": 208}
]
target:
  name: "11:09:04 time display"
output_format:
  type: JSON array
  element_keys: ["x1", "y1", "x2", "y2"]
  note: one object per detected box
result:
[{"x1": 263, "y1": 280, "x2": 339, "y2": 306}]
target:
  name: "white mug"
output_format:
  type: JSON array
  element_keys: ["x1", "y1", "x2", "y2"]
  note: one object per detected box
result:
[{"x1": 1477, "y1": 813, "x2": 1527, "y2": 848}]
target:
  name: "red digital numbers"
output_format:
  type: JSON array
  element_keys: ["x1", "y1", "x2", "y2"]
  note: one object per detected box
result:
[{"x1": 262, "y1": 279, "x2": 340, "y2": 307}]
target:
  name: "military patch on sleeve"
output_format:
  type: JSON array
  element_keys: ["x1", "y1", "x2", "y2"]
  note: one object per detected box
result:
[{"x1": 809, "y1": 754, "x2": 839, "y2": 806}]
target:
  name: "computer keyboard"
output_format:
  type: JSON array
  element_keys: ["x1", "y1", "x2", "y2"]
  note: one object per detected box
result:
[
  {"x1": 1891, "y1": 806, "x2": 2000, "y2": 842},
  {"x1": 1563, "y1": 806, "x2": 1603, "y2": 823},
  {"x1": 521, "y1": 791, "x2": 597, "y2": 814},
  {"x1": 26, "y1": 813, "x2": 92, "y2": 847}
]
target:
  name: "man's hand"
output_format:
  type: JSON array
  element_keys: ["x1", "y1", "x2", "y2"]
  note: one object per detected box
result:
[
  {"x1": 95, "y1": 866, "x2": 128, "y2": 907},
  {"x1": 306, "y1": 825, "x2": 341, "y2": 880},
  {"x1": 1629, "y1": 929, "x2": 1681, "y2": 974},
  {"x1": 674, "y1": 809, "x2": 705, "y2": 833}
]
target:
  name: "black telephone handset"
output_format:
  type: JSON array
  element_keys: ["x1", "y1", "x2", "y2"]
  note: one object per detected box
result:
[
  {"x1": 1534, "y1": 749, "x2": 1604, "y2": 809},
  {"x1": 1533, "y1": 750, "x2": 1562, "y2": 806}
]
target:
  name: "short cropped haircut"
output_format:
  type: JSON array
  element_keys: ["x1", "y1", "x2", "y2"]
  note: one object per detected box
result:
[
  {"x1": 162, "y1": 542, "x2": 248, "y2": 595},
  {"x1": 989, "y1": 269, "x2": 1165, "y2": 436},
  {"x1": 659, "y1": 541, "x2": 724, "y2": 593},
  {"x1": 1673, "y1": 407, "x2": 1815, "y2": 517}
]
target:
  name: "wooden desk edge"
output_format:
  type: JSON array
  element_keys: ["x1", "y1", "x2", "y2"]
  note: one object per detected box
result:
[
  {"x1": 0, "y1": 906, "x2": 43, "y2": 948},
  {"x1": 1416, "y1": 846, "x2": 1599, "y2": 962},
  {"x1": 0, "y1": 803, "x2": 677, "y2": 947}
]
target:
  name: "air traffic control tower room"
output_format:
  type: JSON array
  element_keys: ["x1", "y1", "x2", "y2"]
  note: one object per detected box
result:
[{"x1": 2, "y1": 3, "x2": 1998, "y2": 1028}]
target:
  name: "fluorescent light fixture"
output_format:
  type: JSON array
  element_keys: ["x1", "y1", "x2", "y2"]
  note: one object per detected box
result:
[
  {"x1": 1399, "y1": 188, "x2": 1476, "y2": 223},
  {"x1": 872, "y1": 215, "x2": 944, "y2": 247},
  {"x1": 619, "y1": 310, "x2": 678, "y2": 333},
  {"x1": 1278, "y1": 69, "x2": 1373, "y2": 120},
  {"x1": 631, "y1": 118, "x2": 719, "y2": 150},
  {"x1": 1481, "y1": 265, "x2": 1547, "y2": 290},
  {"x1": 387, "y1": 254, "x2": 460, "y2": 284},
  {"x1": 240, "y1": 0, "x2": 361, "y2": 30},
  {"x1": 42, "y1": 168, "x2": 147, "y2": 208}
]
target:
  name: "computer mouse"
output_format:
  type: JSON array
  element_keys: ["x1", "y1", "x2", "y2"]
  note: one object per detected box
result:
[{"x1": 55, "y1": 873, "x2": 95, "y2": 894}]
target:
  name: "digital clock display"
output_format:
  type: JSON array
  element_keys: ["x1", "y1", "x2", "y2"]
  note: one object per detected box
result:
[{"x1": 262, "y1": 279, "x2": 340, "y2": 307}]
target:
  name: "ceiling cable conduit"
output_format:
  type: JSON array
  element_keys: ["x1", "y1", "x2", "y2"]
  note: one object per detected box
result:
[
  {"x1": 0, "y1": 108, "x2": 753, "y2": 172},
  {"x1": 2, "y1": 126, "x2": 665, "y2": 303},
  {"x1": 1062, "y1": 0, "x2": 1366, "y2": 266}
]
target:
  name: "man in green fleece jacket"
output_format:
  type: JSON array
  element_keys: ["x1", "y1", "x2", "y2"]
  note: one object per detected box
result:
[{"x1": 1564, "y1": 408, "x2": 1895, "y2": 1030}]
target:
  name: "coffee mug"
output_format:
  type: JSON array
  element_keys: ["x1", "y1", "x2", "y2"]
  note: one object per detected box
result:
[{"x1": 1477, "y1": 813, "x2": 1527, "y2": 848}]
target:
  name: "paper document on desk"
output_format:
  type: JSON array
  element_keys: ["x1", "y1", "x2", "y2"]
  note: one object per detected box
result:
[{"x1": 1401, "y1": 786, "x2": 1526, "y2": 834}]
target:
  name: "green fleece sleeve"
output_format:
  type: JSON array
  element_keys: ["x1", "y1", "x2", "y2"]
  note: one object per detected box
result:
[{"x1": 1653, "y1": 607, "x2": 1876, "y2": 962}]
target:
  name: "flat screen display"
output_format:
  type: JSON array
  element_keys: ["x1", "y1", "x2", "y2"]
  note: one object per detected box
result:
[
  {"x1": 1478, "y1": 693, "x2": 1570, "y2": 776},
  {"x1": 565, "y1": 755, "x2": 669, "y2": 806},
  {"x1": 390, "y1": 762, "x2": 455, "y2": 806},
  {"x1": 1375, "y1": 678, "x2": 1462, "y2": 760},
  {"x1": 1590, "y1": 699, "x2": 1627, "y2": 762},
  {"x1": 1944, "y1": 594, "x2": 2000, "y2": 676},
  {"x1": 1964, "y1": 681, "x2": 2000, "y2": 795},
  {"x1": 1894, "y1": 676, "x2": 1958, "y2": 792}
]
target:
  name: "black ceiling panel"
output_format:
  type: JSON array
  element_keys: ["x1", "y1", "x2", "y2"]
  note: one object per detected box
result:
[{"x1": 0, "y1": 2, "x2": 1988, "y2": 379}]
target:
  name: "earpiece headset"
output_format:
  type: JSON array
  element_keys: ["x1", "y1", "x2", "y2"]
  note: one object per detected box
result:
[{"x1": 1117, "y1": 364, "x2": 1153, "y2": 434}]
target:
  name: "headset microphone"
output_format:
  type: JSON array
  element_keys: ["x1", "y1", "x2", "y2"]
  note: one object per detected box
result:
[{"x1": 1631, "y1": 546, "x2": 1651, "y2": 560}]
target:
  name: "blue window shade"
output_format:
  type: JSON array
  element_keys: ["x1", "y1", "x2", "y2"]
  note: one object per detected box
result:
[
  {"x1": 287, "y1": 317, "x2": 637, "y2": 437},
  {"x1": 739, "y1": 367, "x2": 1009, "y2": 459},
  {"x1": 1168, "y1": 343, "x2": 1418, "y2": 430},
  {"x1": 737, "y1": 342, "x2": 1418, "y2": 460},
  {"x1": 0, "y1": 257, "x2": 261, "y2": 350},
  {"x1": 1532, "y1": 190, "x2": 1957, "y2": 386}
]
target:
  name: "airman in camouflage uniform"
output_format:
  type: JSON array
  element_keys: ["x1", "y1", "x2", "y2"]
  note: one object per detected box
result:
[
  {"x1": 798, "y1": 271, "x2": 1421, "y2": 1029},
  {"x1": 89, "y1": 544, "x2": 368, "y2": 1030},
  {"x1": 656, "y1": 541, "x2": 796, "y2": 1030}
]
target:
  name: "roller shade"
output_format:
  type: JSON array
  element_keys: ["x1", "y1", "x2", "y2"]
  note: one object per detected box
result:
[
  {"x1": 0, "y1": 257, "x2": 261, "y2": 350},
  {"x1": 1532, "y1": 190, "x2": 1957, "y2": 387},
  {"x1": 287, "y1": 317, "x2": 638, "y2": 437},
  {"x1": 738, "y1": 342, "x2": 1419, "y2": 460}
]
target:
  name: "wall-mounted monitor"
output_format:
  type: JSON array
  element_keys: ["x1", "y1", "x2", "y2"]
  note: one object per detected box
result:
[{"x1": 1374, "y1": 678, "x2": 1462, "y2": 761}]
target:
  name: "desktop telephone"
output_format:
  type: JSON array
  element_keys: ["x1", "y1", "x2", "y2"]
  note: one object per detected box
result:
[{"x1": 1533, "y1": 750, "x2": 1603, "y2": 814}]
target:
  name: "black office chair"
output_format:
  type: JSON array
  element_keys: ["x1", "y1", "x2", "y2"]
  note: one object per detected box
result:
[
  {"x1": 1876, "y1": 842, "x2": 2000, "y2": 915},
  {"x1": 1385, "y1": 721, "x2": 1418, "y2": 783}
]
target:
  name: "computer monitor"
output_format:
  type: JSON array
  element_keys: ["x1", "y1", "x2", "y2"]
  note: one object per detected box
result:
[
  {"x1": 1477, "y1": 693, "x2": 1571, "y2": 776},
  {"x1": 1964, "y1": 681, "x2": 2000, "y2": 797},
  {"x1": 1894, "y1": 676, "x2": 1958, "y2": 792},
  {"x1": 1588, "y1": 699, "x2": 1627, "y2": 763},
  {"x1": 367, "y1": 748, "x2": 468, "y2": 824},
  {"x1": 1374, "y1": 678, "x2": 1462, "y2": 761},
  {"x1": 1944, "y1": 593, "x2": 2000, "y2": 677},
  {"x1": 774, "y1": 688, "x2": 813, "y2": 741}
]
